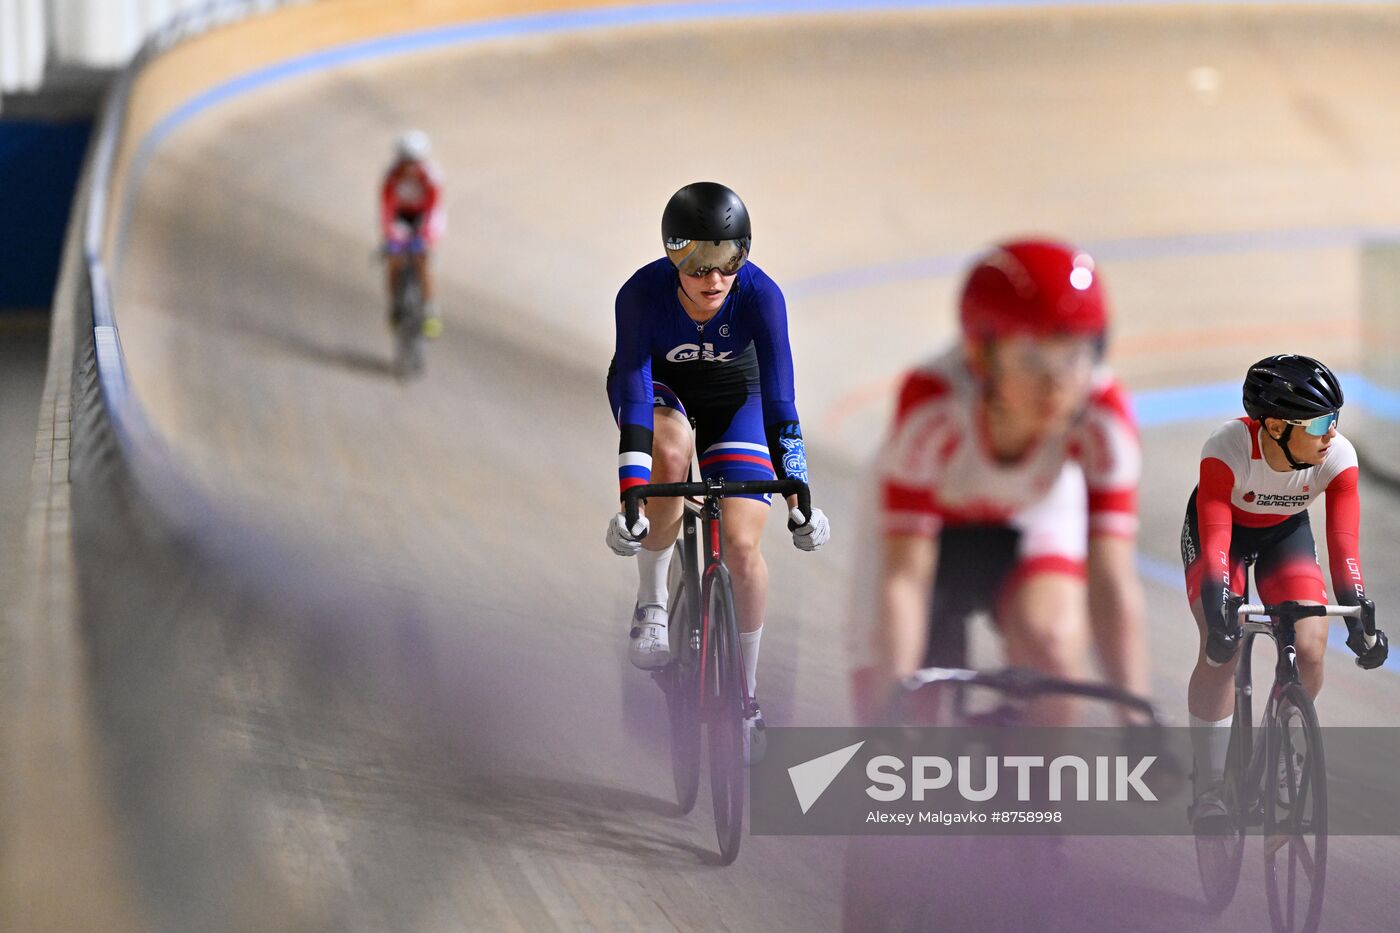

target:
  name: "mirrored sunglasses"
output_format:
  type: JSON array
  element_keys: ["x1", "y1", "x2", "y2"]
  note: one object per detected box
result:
[
  {"x1": 1284, "y1": 411, "x2": 1339, "y2": 436},
  {"x1": 665, "y1": 237, "x2": 749, "y2": 278}
]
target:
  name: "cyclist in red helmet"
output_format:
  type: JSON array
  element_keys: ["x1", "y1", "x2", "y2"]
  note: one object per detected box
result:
[{"x1": 850, "y1": 239, "x2": 1149, "y2": 726}]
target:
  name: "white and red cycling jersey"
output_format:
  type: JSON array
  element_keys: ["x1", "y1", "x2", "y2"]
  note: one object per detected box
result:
[
  {"x1": 380, "y1": 159, "x2": 445, "y2": 245},
  {"x1": 846, "y1": 348, "x2": 1141, "y2": 679},
  {"x1": 1185, "y1": 418, "x2": 1364, "y2": 610},
  {"x1": 880, "y1": 347, "x2": 1140, "y2": 551}
]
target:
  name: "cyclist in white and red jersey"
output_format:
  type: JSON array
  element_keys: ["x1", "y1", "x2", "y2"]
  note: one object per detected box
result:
[
  {"x1": 1184, "y1": 354, "x2": 1388, "y2": 830},
  {"x1": 381, "y1": 130, "x2": 445, "y2": 337},
  {"x1": 849, "y1": 239, "x2": 1149, "y2": 726}
]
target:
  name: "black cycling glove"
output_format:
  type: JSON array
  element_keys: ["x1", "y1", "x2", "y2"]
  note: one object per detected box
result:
[
  {"x1": 1343, "y1": 596, "x2": 1389, "y2": 670},
  {"x1": 1204, "y1": 591, "x2": 1245, "y2": 666}
]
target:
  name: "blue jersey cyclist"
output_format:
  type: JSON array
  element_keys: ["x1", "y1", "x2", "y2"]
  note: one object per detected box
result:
[{"x1": 605, "y1": 182, "x2": 831, "y2": 750}]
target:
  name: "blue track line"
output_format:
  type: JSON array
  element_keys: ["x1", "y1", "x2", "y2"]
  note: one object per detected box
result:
[{"x1": 119, "y1": 0, "x2": 1400, "y2": 672}]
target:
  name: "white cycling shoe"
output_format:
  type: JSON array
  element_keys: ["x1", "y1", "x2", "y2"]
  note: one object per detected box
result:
[{"x1": 628, "y1": 604, "x2": 671, "y2": 670}]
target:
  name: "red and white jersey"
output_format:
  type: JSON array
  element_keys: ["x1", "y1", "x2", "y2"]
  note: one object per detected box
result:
[
  {"x1": 1200, "y1": 418, "x2": 1357, "y2": 525},
  {"x1": 380, "y1": 159, "x2": 446, "y2": 242},
  {"x1": 879, "y1": 348, "x2": 1141, "y2": 540},
  {"x1": 1195, "y1": 417, "x2": 1364, "y2": 600}
]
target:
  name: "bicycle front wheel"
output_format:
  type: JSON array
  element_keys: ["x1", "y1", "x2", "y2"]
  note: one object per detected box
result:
[
  {"x1": 392, "y1": 273, "x2": 425, "y2": 380},
  {"x1": 1195, "y1": 651, "x2": 1255, "y2": 912},
  {"x1": 1263, "y1": 683, "x2": 1327, "y2": 933},
  {"x1": 705, "y1": 568, "x2": 745, "y2": 865}
]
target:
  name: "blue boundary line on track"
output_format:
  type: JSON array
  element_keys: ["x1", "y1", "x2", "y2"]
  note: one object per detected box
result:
[{"x1": 121, "y1": 0, "x2": 1400, "y2": 671}]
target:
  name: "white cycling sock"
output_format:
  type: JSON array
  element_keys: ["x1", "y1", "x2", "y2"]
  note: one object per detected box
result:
[
  {"x1": 1189, "y1": 713, "x2": 1233, "y2": 794},
  {"x1": 740, "y1": 627, "x2": 763, "y2": 700},
  {"x1": 636, "y1": 544, "x2": 673, "y2": 612}
]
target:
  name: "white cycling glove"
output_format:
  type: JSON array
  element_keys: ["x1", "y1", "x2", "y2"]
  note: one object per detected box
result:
[
  {"x1": 606, "y1": 512, "x2": 650, "y2": 556},
  {"x1": 788, "y1": 507, "x2": 830, "y2": 552}
]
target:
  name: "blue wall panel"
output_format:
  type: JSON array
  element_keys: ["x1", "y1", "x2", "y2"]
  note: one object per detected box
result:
[{"x1": 0, "y1": 120, "x2": 91, "y2": 312}]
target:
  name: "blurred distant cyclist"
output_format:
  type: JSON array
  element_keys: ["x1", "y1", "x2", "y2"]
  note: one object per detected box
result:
[
  {"x1": 849, "y1": 239, "x2": 1149, "y2": 726},
  {"x1": 1183, "y1": 355, "x2": 1388, "y2": 832},
  {"x1": 605, "y1": 181, "x2": 830, "y2": 756},
  {"x1": 381, "y1": 129, "x2": 445, "y2": 338}
]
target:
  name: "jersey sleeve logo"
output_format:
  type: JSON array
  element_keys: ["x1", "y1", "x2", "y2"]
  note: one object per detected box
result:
[
  {"x1": 780, "y1": 433, "x2": 810, "y2": 483},
  {"x1": 1243, "y1": 491, "x2": 1255, "y2": 503}
]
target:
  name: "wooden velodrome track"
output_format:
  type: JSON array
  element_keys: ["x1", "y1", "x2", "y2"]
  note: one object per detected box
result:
[{"x1": 94, "y1": 2, "x2": 1400, "y2": 929}]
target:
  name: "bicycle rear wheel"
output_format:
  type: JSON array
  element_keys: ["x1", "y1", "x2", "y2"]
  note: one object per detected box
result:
[
  {"x1": 665, "y1": 560, "x2": 701, "y2": 815},
  {"x1": 1263, "y1": 683, "x2": 1327, "y2": 933},
  {"x1": 705, "y1": 568, "x2": 745, "y2": 864}
]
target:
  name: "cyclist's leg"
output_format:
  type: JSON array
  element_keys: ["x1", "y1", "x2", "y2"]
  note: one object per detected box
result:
[
  {"x1": 643, "y1": 405, "x2": 694, "y2": 549},
  {"x1": 996, "y1": 465, "x2": 1090, "y2": 725},
  {"x1": 1254, "y1": 514, "x2": 1328, "y2": 698},
  {"x1": 905, "y1": 525, "x2": 1010, "y2": 724},
  {"x1": 414, "y1": 246, "x2": 433, "y2": 303},
  {"x1": 693, "y1": 388, "x2": 776, "y2": 699},
  {"x1": 606, "y1": 377, "x2": 692, "y2": 601},
  {"x1": 1181, "y1": 489, "x2": 1250, "y2": 804},
  {"x1": 718, "y1": 498, "x2": 769, "y2": 631},
  {"x1": 420, "y1": 208, "x2": 444, "y2": 305},
  {"x1": 1186, "y1": 595, "x2": 1238, "y2": 719},
  {"x1": 925, "y1": 525, "x2": 1014, "y2": 669},
  {"x1": 1182, "y1": 486, "x2": 1245, "y2": 722}
]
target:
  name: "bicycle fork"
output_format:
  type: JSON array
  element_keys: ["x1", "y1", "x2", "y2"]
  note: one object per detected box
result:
[{"x1": 696, "y1": 494, "x2": 724, "y2": 712}]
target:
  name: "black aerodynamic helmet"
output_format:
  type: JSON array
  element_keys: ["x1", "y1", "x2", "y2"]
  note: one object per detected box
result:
[
  {"x1": 661, "y1": 182, "x2": 752, "y2": 276},
  {"x1": 1242, "y1": 354, "x2": 1344, "y2": 422}
]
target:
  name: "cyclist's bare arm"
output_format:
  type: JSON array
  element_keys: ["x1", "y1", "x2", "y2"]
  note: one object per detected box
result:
[
  {"x1": 1087, "y1": 534, "x2": 1151, "y2": 719},
  {"x1": 877, "y1": 532, "x2": 938, "y2": 689}
]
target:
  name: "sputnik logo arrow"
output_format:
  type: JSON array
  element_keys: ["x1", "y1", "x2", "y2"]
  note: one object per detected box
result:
[{"x1": 788, "y1": 741, "x2": 865, "y2": 814}]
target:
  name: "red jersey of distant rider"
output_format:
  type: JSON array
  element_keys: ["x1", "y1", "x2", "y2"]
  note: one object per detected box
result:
[{"x1": 380, "y1": 159, "x2": 445, "y2": 246}]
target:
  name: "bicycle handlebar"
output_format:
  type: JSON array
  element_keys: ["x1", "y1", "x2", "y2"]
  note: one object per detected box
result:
[
  {"x1": 902, "y1": 666, "x2": 1163, "y2": 726},
  {"x1": 1235, "y1": 603, "x2": 1361, "y2": 620},
  {"x1": 1234, "y1": 602, "x2": 1373, "y2": 649},
  {"x1": 623, "y1": 479, "x2": 811, "y2": 530}
]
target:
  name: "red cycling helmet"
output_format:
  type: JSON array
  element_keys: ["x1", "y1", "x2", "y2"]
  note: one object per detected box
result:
[{"x1": 959, "y1": 239, "x2": 1108, "y2": 342}]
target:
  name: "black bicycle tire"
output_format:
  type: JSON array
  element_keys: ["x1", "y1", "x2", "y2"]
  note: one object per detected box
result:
[
  {"x1": 1263, "y1": 683, "x2": 1328, "y2": 933},
  {"x1": 706, "y1": 569, "x2": 745, "y2": 864},
  {"x1": 1194, "y1": 657, "x2": 1252, "y2": 912},
  {"x1": 392, "y1": 266, "x2": 425, "y2": 379},
  {"x1": 666, "y1": 571, "x2": 702, "y2": 815}
]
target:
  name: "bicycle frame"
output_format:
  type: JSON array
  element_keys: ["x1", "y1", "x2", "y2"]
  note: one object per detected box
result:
[
  {"x1": 625, "y1": 477, "x2": 810, "y2": 717},
  {"x1": 1229, "y1": 600, "x2": 1362, "y2": 816},
  {"x1": 691, "y1": 493, "x2": 730, "y2": 714},
  {"x1": 627, "y1": 477, "x2": 808, "y2": 863}
]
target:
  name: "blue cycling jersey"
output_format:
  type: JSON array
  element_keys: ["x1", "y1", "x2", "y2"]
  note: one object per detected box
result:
[{"x1": 610, "y1": 258, "x2": 807, "y2": 496}]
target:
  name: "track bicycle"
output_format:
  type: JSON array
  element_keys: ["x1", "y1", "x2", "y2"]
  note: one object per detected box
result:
[
  {"x1": 623, "y1": 477, "x2": 810, "y2": 865},
  {"x1": 843, "y1": 665, "x2": 1168, "y2": 932},
  {"x1": 1193, "y1": 595, "x2": 1372, "y2": 932}
]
